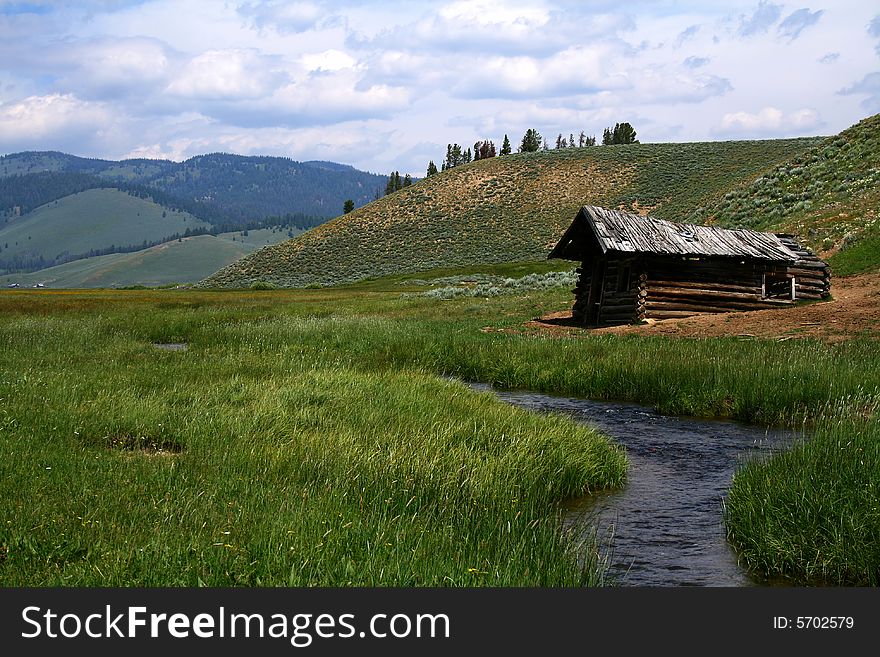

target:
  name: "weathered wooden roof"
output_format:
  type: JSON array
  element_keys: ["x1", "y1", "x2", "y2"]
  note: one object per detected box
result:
[{"x1": 549, "y1": 205, "x2": 801, "y2": 262}]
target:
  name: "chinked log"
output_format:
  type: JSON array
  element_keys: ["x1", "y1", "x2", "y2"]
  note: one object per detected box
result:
[
  {"x1": 794, "y1": 277, "x2": 828, "y2": 285},
  {"x1": 795, "y1": 281, "x2": 829, "y2": 292},
  {"x1": 600, "y1": 304, "x2": 636, "y2": 313},
  {"x1": 786, "y1": 267, "x2": 831, "y2": 277},
  {"x1": 645, "y1": 286, "x2": 766, "y2": 300},
  {"x1": 790, "y1": 261, "x2": 830, "y2": 269},
  {"x1": 604, "y1": 292, "x2": 636, "y2": 303},
  {"x1": 794, "y1": 291, "x2": 826, "y2": 300},
  {"x1": 648, "y1": 293, "x2": 795, "y2": 307},
  {"x1": 599, "y1": 315, "x2": 636, "y2": 324},
  {"x1": 648, "y1": 267, "x2": 760, "y2": 279},
  {"x1": 648, "y1": 277, "x2": 760, "y2": 290},
  {"x1": 643, "y1": 300, "x2": 791, "y2": 313},
  {"x1": 642, "y1": 310, "x2": 717, "y2": 319},
  {"x1": 644, "y1": 279, "x2": 762, "y2": 294}
]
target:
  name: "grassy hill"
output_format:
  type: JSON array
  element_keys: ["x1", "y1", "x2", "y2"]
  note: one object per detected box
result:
[
  {"x1": 689, "y1": 113, "x2": 880, "y2": 276},
  {"x1": 200, "y1": 136, "x2": 821, "y2": 288},
  {"x1": 0, "y1": 188, "x2": 208, "y2": 272},
  {"x1": 2, "y1": 227, "x2": 298, "y2": 288}
]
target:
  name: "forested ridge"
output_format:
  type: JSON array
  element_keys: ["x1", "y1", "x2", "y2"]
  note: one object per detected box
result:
[{"x1": 0, "y1": 151, "x2": 387, "y2": 227}]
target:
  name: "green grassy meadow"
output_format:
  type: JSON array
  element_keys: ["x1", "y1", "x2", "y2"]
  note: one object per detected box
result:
[
  {"x1": 0, "y1": 188, "x2": 208, "y2": 269},
  {"x1": 1, "y1": 266, "x2": 878, "y2": 586},
  {"x1": 2, "y1": 228, "x2": 301, "y2": 289}
]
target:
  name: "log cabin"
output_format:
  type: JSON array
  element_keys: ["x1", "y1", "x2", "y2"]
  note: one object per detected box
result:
[{"x1": 549, "y1": 205, "x2": 831, "y2": 327}]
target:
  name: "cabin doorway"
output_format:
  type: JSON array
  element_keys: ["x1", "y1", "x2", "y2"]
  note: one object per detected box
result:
[
  {"x1": 586, "y1": 259, "x2": 606, "y2": 326},
  {"x1": 763, "y1": 271, "x2": 795, "y2": 300}
]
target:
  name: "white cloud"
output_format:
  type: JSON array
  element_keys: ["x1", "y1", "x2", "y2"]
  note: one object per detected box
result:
[
  {"x1": 778, "y1": 8, "x2": 823, "y2": 41},
  {"x1": 715, "y1": 106, "x2": 822, "y2": 136},
  {"x1": 624, "y1": 68, "x2": 732, "y2": 104},
  {"x1": 120, "y1": 123, "x2": 395, "y2": 172},
  {"x1": 165, "y1": 49, "x2": 285, "y2": 100},
  {"x1": 353, "y1": 1, "x2": 633, "y2": 57},
  {"x1": 59, "y1": 37, "x2": 173, "y2": 99},
  {"x1": 437, "y1": 0, "x2": 549, "y2": 29},
  {"x1": 450, "y1": 45, "x2": 621, "y2": 99},
  {"x1": 0, "y1": 1, "x2": 876, "y2": 173},
  {"x1": 838, "y1": 72, "x2": 880, "y2": 112},
  {"x1": 0, "y1": 93, "x2": 110, "y2": 143},
  {"x1": 683, "y1": 56, "x2": 710, "y2": 68},
  {"x1": 737, "y1": 1, "x2": 782, "y2": 37},
  {"x1": 262, "y1": 73, "x2": 410, "y2": 124},
  {"x1": 238, "y1": 1, "x2": 326, "y2": 34},
  {"x1": 676, "y1": 24, "x2": 701, "y2": 46},
  {"x1": 299, "y1": 49, "x2": 357, "y2": 72}
]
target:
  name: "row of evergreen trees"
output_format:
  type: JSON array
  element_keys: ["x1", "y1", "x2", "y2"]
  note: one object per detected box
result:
[
  {"x1": 384, "y1": 171, "x2": 413, "y2": 196},
  {"x1": 422, "y1": 122, "x2": 637, "y2": 177}
]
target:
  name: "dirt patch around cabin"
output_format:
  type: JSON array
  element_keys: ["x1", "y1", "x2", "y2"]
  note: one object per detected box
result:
[{"x1": 523, "y1": 272, "x2": 880, "y2": 343}]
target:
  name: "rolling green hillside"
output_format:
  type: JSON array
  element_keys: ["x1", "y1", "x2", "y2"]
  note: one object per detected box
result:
[
  {"x1": 0, "y1": 188, "x2": 208, "y2": 272},
  {"x1": 201, "y1": 136, "x2": 821, "y2": 289},
  {"x1": 2, "y1": 228, "x2": 299, "y2": 288},
  {"x1": 690, "y1": 113, "x2": 880, "y2": 275}
]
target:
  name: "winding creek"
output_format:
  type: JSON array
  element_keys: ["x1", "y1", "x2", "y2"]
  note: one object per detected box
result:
[{"x1": 470, "y1": 384, "x2": 798, "y2": 587}]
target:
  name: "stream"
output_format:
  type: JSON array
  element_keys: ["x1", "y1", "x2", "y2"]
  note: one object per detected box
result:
[{"x1": 469, "y1": 384, "x2": 797, "y2": 587}]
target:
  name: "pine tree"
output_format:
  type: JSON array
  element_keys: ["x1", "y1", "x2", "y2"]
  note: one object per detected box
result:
[
  {"x1": 403, "y1": 173, "x2": 412, "y2": 187},
  {"x1": 555, "y1": 133, "x2": 565, "y2": 149},
  {"x1": 343, "y1": 199, "x2": 355, "y2": 214},
  {"x1": 445, "y1": 143, "x2": 465, "y2": 169},
  {"x1": 500, "y1": 134, "x2": 512, "y2": 155},
  {"x1": 615, "y1": 122, "x2": 638, "y2": 144},
  {"x1": 579, "y1": 131, "x2": 586, "y2": 147},
  {"x1": 385, "y1": 171, "x2": 403, "y2": 195},
  {"x1": 426, "y1": 160, "x2": 438, "y2": 176},
  {"x1": 569, "y1": 133, "x2": 575, "y2": 148},
  {"x1": 519, "y1": 129, "x2": 542, "y2": 152},
  {"x1": 602, "y1": 122, "x2": 638, "y2": 145}
]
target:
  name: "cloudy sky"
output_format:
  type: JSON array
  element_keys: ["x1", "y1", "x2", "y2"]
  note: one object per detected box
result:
[{"x1": 0, "y1": 1, "x2": 877, "y2": 175}]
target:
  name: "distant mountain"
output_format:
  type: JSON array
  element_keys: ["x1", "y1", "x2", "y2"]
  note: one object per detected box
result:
[
  {"x1": 0, "y1": 150, "x2": 391, "y2": 275},
  {"x1": 0, "y1": 151, "x2": 389, "y2": 226}
]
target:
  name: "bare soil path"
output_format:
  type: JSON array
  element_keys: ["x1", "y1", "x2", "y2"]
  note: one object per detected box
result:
[{"x1": 525, "y1": 272, "x2": 880, "y2": 342}]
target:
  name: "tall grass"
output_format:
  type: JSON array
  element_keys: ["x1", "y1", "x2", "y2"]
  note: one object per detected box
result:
[
  {"x1": 1, "y1": 283, "x2": 878, "y2": 585},
  {"x1": 0, "y1": 303, "x2": 624, "y2": 586},
  {"x1": 725, "y1": 398, "x2": 880, "y2": 585}
]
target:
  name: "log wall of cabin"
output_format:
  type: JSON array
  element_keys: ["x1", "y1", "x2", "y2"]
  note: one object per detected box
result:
[
  {"x1": 638, "y1": 256, "x2": 792, "y2": 321},
  {"x1": 572, "y1": 250, "x2": 831, "y2": 327},
  {"x1": 774, "y1": 236, "x2": 832, "y2": 300},
  {"x1": 571, "y1": 264, "x2": 592, "y2": 324},
  {"x1": 571, "y1": 257, "x2": 638, "y2": 327},
  {"x1": 596, "y1": 258, "x2": 638, "y2": 326}
]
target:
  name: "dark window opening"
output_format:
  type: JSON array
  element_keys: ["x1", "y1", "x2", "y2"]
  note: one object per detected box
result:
[
  {"x1": 618, "y1": 265, "x2": 631, "y2": 293},
  {"x1": 763, "y1": 271, "x2": 794, "y2": 300}
]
